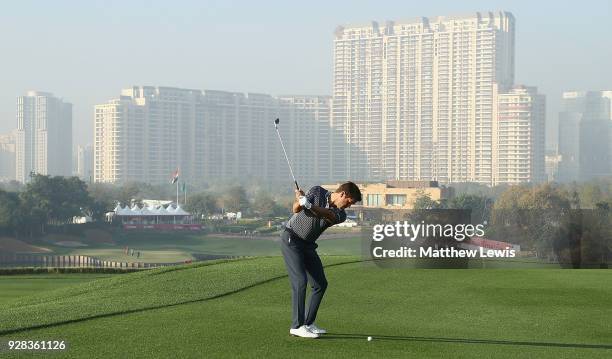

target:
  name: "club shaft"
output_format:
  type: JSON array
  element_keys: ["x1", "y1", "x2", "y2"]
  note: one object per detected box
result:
[{"x1": 275, "y1": 127, "x2": 299, "y2": 190}]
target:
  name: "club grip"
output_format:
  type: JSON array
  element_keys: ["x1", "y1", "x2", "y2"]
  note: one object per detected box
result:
[{"x1": 294, "y1": 181, "x2": 300, "y2": 191}]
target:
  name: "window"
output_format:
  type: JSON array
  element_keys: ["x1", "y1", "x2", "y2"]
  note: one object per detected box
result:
[
  {"x1": 367, "y1": 194, "x2": 382, "y2": 206},
  {"x1": 386, "y1": 194, "x2": 407, "y2": 206}
]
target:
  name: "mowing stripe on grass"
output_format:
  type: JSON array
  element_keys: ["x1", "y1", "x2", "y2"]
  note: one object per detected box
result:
[
  {"x1": 322, "y1": 333, "x2": 612, "y2": 350},
  {"x1": 0, "y1": 257, "x2": 256, "y2": 310},
  {"x1": 0, "y1": 256, "x2": 363, "y2": 336}
]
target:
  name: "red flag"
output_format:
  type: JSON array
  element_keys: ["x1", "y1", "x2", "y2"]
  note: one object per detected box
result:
[{"x1": 170, "y1": 168, "x2": 179, "y2": 184}]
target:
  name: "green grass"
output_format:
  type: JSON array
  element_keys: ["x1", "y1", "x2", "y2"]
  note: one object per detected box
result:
[
  {"x1": 47, "y1": 232, "x2": 363, "y2": 262},
  {"x1": 0, "y1": 274, "x2": 113, "y2": 305},
  {"x1": 65, "y1": 248, "x2": 193, "y2": 263},
  {"x1": 1, "y1": 257, "x2": 611, "y2": 358}
]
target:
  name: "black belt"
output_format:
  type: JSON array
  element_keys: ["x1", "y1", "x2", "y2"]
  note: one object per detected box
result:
[{"x1": 284, "y1": 227, "x2": 301, "y2": 240}]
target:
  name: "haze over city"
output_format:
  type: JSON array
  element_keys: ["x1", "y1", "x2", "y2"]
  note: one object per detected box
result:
[
  {"x1": 2, "y1": 4, "x2": 612, "y2": 355},
  {"x1": 1, "y1": 0, "x2": 611, "y2": 151}
]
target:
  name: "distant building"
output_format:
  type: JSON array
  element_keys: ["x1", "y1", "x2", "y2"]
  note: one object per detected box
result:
[
  {"x1": 332, "y1": 12, "x2": 516, "y2": 184},
  {"x1": 0, "y1": 132, "x2": 16, "y2": 182},
  {"x1": 95, "y1": 87, "x2": 284, "y2": 184},
  {"x1": 16, "y1": 91, "x2": 72, "y2": 183},
  {"x1": 322, "y1": 180, "x2": 453, "y2": 220},
  {"x1": 545, "y1": 152, "x2": 562, "y2": 182},
  {"x1": 602, "y1": 91, "x2": 612, "y2": 171},
  {"x1": 95, "y1": 87, "x2": 183, "y2": 184},
  {"x1": 94, "y1": 12, "x2": 546, "y2": 188},
  {"x1": 493, "y1": 85, "x2": 546, "y2": 184},
  {"x1": 94, "y1": 86, "x2": 336, "y2": 186},
  {"x1": 557, "y1": 111, "x2": 581, "y2": 182},
  {"x1": 278, "y1": 96, "x2": 338, "y2": 185},
  {"x1": 76, "y1": 144, "x2": 93, "y2": 182},
  {"x1": 558, "y1": 91, "x2": 612, "y2": 182}
]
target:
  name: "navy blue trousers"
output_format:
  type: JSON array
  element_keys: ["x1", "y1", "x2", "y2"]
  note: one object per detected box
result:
[{"x1": 280, "y1": 230, "x2": 328, "y2": 329}]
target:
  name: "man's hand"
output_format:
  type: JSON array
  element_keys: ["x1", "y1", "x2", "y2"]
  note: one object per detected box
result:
[
  {"x1": 299, "y1": 196, "x2": 312, "y2": 209},
  {"x1": 291, "y1": 188, "x2": 339, "y2": 224},
  {"x1": 292, "y1": 189, "x2": 306, "y2": 213}
]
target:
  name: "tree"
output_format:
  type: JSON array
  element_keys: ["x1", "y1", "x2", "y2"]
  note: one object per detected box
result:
[
  {"x1": 579, "y1": 182, "x2": 603, "y2": 209},
  {"x1": 87, "y1": 183, "x2": 117, "y2": 221},
  {"x1": 493, "y1": 185, "x2": 528, "y2": 210},
  {"x1": 185, "y1": 192, "x2": 218, "y2": 219},
  {"x1": 117, "y1": 182, "x2": 142, "y2": 207},
  {"x1": 490, "y1": 183, "x2": 571, "y2": 256},
  {"x1": 218, "y1": 186, "x2": 249, "y2": 213},
  {"x1": 14, "y1": 191, "x2": 46, "y2": 238},
  {"x1": 21, "y1": 175, "x2": 92, "y2": 227},
  {"x1": 413, "y1": 190, "x2": 446, "y2": 210},
  {"x1": 0, "y1": 180, "x2": 24, "y2": 193},
  {"x1": 570, "y1": 188, "x2": 581, "y2": 209},
  {"x1": 251, "y1": 191, "x2": 278, "y2": 218},
  {"x1": 0, "y1": 190, "x2": 19, "y2": 235},
  {"x1": 516, "y1": 183, "x2": 571, "y2": 210},
  {"x1": 448, "y1": 193, "x2": 491, "y2": 224}
]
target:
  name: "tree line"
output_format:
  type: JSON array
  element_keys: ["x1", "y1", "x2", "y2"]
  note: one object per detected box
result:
[
  {"x1": 0, "y1": 175, "x2": 293, "y2": 238},
  {"x1": 413, "y1": 181, "x2": 612, "y2": 264},
  {"x1": 1, "y1": 175, "x2": 611, "y2": 256}
]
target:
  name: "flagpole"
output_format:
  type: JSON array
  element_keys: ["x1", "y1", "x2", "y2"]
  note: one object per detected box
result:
[{"x1": 171, "y1": 167, "x2": 180, "y2": 206}]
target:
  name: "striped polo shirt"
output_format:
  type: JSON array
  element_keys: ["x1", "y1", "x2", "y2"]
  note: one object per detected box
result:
[{"x1": 285, "y1": 185, "x2": 347, "y2": 242}]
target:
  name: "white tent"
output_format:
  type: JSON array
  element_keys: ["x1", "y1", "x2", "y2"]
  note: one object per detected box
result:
[
  {"x1": 113, "y1": 203, "x2": 192, "y2": 217},
  {"x1": 173, "y1": 205, "x2": 189, "y2": 216}
]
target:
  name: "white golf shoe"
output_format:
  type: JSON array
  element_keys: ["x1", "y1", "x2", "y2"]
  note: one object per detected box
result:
[
  {"x1": 289, "y1": 325, "x2": 320, "y2": 338},
  {"x1": 305, "y1": 323, "x2": 327, "y2": 334}
]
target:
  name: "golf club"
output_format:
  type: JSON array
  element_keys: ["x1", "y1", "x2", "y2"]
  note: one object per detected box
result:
[{"x1": 274, "y1": 118, "x2": 300, "y2": 191}]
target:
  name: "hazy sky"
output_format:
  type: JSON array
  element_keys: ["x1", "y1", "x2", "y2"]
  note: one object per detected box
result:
[{"x1": 1, "y1": 0, "x2": 611, "y2": 150}]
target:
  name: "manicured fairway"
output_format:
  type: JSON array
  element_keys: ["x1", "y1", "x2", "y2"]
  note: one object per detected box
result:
[
  {"x1": 65, "y1": 248, "x2": 194, "y2": 263},
  {"x1": 0, "y1": 274, "x2": 114, "y2": 306},
  {"x1": 52, "y1": 232, "x2": 363, "y2": 261},
  {"x1": 1, "y1": 257, "x2": 611, "y2": 358}
]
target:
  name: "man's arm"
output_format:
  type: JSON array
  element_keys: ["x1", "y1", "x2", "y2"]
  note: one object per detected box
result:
[
  {"x1": 308, "y1": 205, "x2": 339, "y2": 224},
  {"x1": 292, "y1": 190, "x2": 339, "y2": 223}
]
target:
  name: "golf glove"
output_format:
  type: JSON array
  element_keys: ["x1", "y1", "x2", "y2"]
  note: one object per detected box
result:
[{"x1": 299, "y1": 196, "x2": 312, "y2": 209}]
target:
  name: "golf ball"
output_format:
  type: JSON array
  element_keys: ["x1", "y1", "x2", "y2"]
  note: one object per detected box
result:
[{"x1": 367, "y1": 336, "x2": 372, "y2": 341}]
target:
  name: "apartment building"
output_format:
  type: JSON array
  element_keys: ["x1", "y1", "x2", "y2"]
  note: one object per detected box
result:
[
  {"x1": 332, "y1": 12, "x2": 516, "y2": 184},
  {"x1": 16, "y1": 91, "x2": 72, "y2": 183},
  {"x1": 493, "y1": 85, "x2": 545, "y2": 184}
]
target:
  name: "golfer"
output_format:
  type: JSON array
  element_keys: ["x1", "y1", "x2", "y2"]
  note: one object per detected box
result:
[{"x1": 281, "y1": 182, "x2": 361, "y2": 338}]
